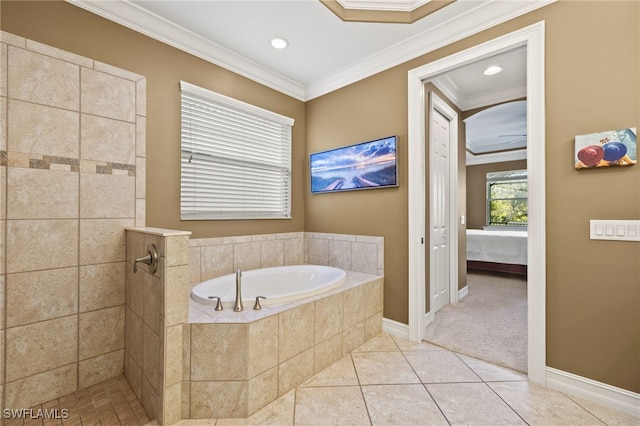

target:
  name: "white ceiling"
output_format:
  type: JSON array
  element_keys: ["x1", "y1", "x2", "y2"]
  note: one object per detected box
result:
[{"x1": 70, "y1": 0, "x2": 550, "y2": 163}]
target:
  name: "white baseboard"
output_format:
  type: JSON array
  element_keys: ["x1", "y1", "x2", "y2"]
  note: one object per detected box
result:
[
  {"x1": 459, "y1": 285, "x2": 469, "y2": 299},
  {"x1": 382, "y1": 320, "x2": 639, "y2": 418},
  {"x1": 546, "y1": 367, "x2": 640, "y2": 418},
  {"x1": 382, "y1": 317, "x2": 409, "y2": 339}
]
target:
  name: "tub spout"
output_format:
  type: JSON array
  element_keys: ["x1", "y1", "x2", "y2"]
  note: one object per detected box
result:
[{"x1": 233, "y1": 269, "x2": 243, "y2": 312}]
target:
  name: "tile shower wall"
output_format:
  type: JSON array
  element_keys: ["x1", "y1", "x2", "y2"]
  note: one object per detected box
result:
[
  {"x1": 0, "y1": 32, "x2": 146, "y2": 410},
  {"x1": 125, "y1": 228, "x2": 190, "y2": 426}
]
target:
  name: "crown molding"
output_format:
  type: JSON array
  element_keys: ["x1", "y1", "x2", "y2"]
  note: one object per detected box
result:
[
  {"x1": 338, "y1": 0, "x2": 431, "y2": 12},
  {"x1": 66, "y1": 0, "x2": 306, "y2": 101},
  {"x1": 322, "y1": 0, "x2": 455, "y2": 23},
  {"x1": 466, "y1": 148, "x2": 527, "y2": 166},
  {"x1": 306, "y1": 0, "x2": 555, "y2": 100},
  {"x1": 67, "y1": 0, "x2": 555, "y2": 102}
]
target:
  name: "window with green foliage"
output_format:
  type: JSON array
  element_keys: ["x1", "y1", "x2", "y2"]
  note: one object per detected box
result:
[{"x1": 486, "y1": 169, "x2": 528, "y2": 226}]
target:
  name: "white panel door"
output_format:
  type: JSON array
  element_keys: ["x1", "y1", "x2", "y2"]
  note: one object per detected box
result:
[{"x1": 430, "y1": 108, "x2": 451, "y2": 313}]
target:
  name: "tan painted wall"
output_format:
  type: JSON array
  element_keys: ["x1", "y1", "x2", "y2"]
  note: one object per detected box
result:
[
  {"x1": 0, "y1": 1, "x2": 306, "y2": 239},
  {"x1": 466, "y1": 160, "x2": 528, "y2": 229},
  {"x1": 305, "y1": 1, "x2": 639, "y2": 393},
  {"x1": 2, "y1": 1, "x2": 639, "y2": 393}
]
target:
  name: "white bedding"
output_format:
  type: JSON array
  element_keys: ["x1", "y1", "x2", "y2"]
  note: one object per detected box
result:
[{"x1": 466, "y1": 229, "x2": 528, "y2": 265}]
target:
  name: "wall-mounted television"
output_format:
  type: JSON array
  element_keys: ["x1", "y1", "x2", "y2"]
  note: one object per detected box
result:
[{"x1": 310, "y1": 135, "x2": 398, "y2": 194}]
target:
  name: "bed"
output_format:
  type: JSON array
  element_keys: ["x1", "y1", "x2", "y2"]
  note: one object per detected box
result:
[{"x1": 466, "y1": 229, "x2": 528, "y2": 275}]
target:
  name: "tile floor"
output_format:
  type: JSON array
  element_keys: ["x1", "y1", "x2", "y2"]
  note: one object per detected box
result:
[
  {"x1": 8, "y1": 334, "x2": 638, "y2": 425},
  {"x1": 169, "y1": 334, "x2": 638, "y2": 426},
  {"x1": 4, "y1": 375, "x2": 149, "y2": 426}
]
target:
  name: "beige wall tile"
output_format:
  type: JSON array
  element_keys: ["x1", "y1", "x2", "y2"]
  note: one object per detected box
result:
[
  {"x1": 136, "y1": 156, "x2": 145, "y2": 196},
  {"x1": 190, "y1": 323, "x2": 248, "y2": 381},
  {"x1": 7, "y1": 167, "x2": 78, "y2": 219},
  {"x1": 343, "y1": 322, "x2": 365, "y2": 356},
  {"x1": 365, "y1": 277, "x2": 384, "y2": 318},
  {"x1": 278, "y1": 348, "x2": 315, "y2": 396},
  {"x1": 189, "y1": 247, "x2": 201, "y2": 285},
  {"x1": 342, "y1": 284, "x2": 366, "y2": 330},
  {"x1": 93, "y1": 60, "x2": 143, "y2": 82},
  {"x1": 248, "y1": 315, "x2": 279, "y2": 378},
  {"x1": 8, "y1": 46, "x2": 79, "y2": 110},
  {"x1": 78, "y1": 349, "x2": 124, "y2": 389},
  {"x1": 79, "y1": 262, "x2": 125, "y2": 312},
  {"x1": 79, "y1": 306, "x2": 125, "y2": 360},
  {"x1": 136, "y1": 115, "x2": 146, "y2": 157},
  {"x1": 1, "y1": 43, "x2": 7, "y2": 97},
  {"x1": 129, "y1": 260, "x2": 145, "y2": 317},
  {"x1": 190, "y1": 381, "x2": 248, "y2": 419},
  {"x1": 365, "y1": 311, "x2": 384, "y2": 341},
  {"x1": 80, "y1": 173, "x2": 135, "y2": 218},
  {"x1": 143, "y1": 270, "x2": 163, "y2": 334},
  {"x1": 307, "y1": 237, "x2": 328, "y2": 265},
  {"x1": 81, "y1": 113, "x2": 135, "y2": 164},
  {"x1": 141, "y1": 375, "x2": 161, "y2": 424},
  {"x1": 165, "y1": 235, "x2": 189, "y2": 267},
  {"x1": 143, "y1": 324, "x2": 163, "y2": 395},
  {"x1": 165, "y1": 265, "x2": 188, "y2": 326},
  {"x1": 81, "y1": 68, "x2": 135, "y2": 122},
  {"x1": 314, "y1": 292, "x2": 343, "y2": 343},
  {"x1": 234, "y1": 241, "x2": 261, "y2": 271},
  {"x1": 7, "y1": 99, "x2": 80, "y2": 158},
  {"x1": 6, "y1": 267, "x2": 78, "y2": 327},
  {"x1": 125, "y1": 353, "x2": 143, "y2": 400},
  {"x1": 4, "y1": 364, "x2": 77, "y2": 410},
  {"x1": 136, "y1": 79, "x2": 146, "y2": 117},
  {"x1": 182, "y1": 324, "x2": 191, "y2": 383},
  {"x1": 279, "y1": 303, "x2": 315, "y2": 363},
  {"x1": 201, "y1": 244, "x2": 233, "y2": 280},
  {"x1": 248, "y1": 367, "x2": 278, "y2": 415},
  {"x1": 25, "y1": 39, "x2": 93, "y2": 68},
  {"x1": 79, "y1": 219, "x2": 132, "y2": 265},
  {"x1": 5, "y1": 315, "x2": 77, "y2": 381},
  {"x1": 165, "y1": 324, "x2": 183, "y2": 387},
  {"x1": 314, "y1": 333, "x2": 343, "y2": 374},
  {"x1": 163, "y1": 382, "x2": 182, "y2": 426},
  {"x1": 260, "y1": 239, "x2": 283, "y2": 268},
  {"x1": 125, "y1": 308, "x2": 144, "y2": 369},
  {"x1": 6, "y1": 219, "x2": 78, "y2": 273},
  {"x1": 136, "y1": 198, "x2": 145, "y2": 227},
  {"x1": 328, "y1": 239, "x2": 351, "y2": 271},
  {"x1": 352, "y1": 242, "x2": 378, "y2": 274},
  {"x1": 284, "y1": 237, "x2": 304, "y2": 265},
  {"x1": 1, "y1": 96, "x2": 7, "y2": 152}
]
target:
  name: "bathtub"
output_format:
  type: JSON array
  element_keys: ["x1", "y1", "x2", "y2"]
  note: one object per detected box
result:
[{"x1": 191, "y1": 264, "x2": 346, "y2": 307}]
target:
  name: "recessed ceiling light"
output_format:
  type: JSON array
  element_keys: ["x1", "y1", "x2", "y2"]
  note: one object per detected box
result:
[
  {"x1": 270, "y1": 37, "x2": 289, "y2": 49},
  {"x1": 483, "y1": 65, "x2": 503, "y2": 76}
]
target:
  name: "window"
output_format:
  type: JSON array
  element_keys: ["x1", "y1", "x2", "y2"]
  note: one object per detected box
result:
[
  {"x1": 486, "y1": 169, "x2": 527, "y2": 227},
  {"x1": 180, "y1": 81, "x2": 294, "y2": 220}
]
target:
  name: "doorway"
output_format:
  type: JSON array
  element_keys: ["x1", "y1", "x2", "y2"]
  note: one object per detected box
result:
[{"x1": 407, "y1": 22, "x2": 546, "y2": 385}]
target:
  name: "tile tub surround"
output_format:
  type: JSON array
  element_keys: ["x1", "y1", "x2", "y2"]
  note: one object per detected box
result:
[
  {"x1": 1, "y1": 31, "x2": 146, "y2": 410},
  {"x1": 189, "y1": 232, "x2": 384, "y2": 285},
  {"x1": 125, "y1": 228, "x2": 191, "y2": 426},
  {"x1": 185, "y1": 272, "x2": 384, "y2": 419}
]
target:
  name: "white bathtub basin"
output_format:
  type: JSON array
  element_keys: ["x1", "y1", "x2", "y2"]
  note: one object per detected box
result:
[{"x1": 191, "y1": 264, "x2": 346, "y2": 307}]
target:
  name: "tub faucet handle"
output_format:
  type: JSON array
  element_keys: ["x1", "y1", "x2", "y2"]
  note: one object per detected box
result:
[
  {"x1": 253, "y1": 296, "x2": 267, "y2": 310},
  {"x1": 207, "y1": 296, "x2": 224, "y2": 311},
  {"x1": 133, "y1": 244, "x2": 158, "y2": 274}
]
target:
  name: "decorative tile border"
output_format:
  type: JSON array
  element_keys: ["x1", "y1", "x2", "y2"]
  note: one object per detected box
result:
[{"x1": 5, "y1": 151, "x2": 135, "y2": 175}]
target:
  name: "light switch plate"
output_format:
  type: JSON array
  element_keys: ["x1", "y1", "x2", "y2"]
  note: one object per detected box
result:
[{"x1": 590, "y1": 220, "x2": 640, "y2": 241}]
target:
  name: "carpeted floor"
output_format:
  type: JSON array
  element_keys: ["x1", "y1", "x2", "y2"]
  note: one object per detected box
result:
[{"x1": 424, "y1": 270, "x2": 528, "y2": 373}]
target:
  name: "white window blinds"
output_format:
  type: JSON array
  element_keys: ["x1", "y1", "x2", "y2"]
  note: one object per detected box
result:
[{"x1": 180, "y1": 81, "x2": 294, "y2": 220}]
